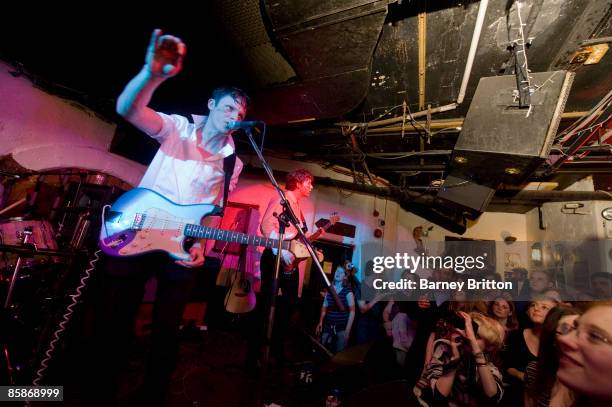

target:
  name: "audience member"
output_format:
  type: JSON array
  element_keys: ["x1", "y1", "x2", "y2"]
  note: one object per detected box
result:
[
  {"x1": 418, "y1": 312, "x2": 505, "y2": 406},
  {"x1": 488, "y1": 295, "x2": 519, "y2": 335},
  {"x1": 316, "y1": 266, "x2": 355, "y2": 353},
  {"x1": 526, "y1": 305, "x2": 580, "y2": 407},
  {"x1": 503, "y1": 297, "x2": 557, "y2": 406},
  {"x1": 557, "y1": 301, "x2": 612, "y2": 406},
  {"x1": 588, "y1": 272, "x2": 612, "y2": 300}
]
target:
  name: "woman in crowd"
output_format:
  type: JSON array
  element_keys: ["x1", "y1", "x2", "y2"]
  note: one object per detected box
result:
[
  {"x1": 487, "y1": 295, "x2": 518, "y2": 335},
  {"x1": 316, "y1": 265, "x2": 355, "y2": 353},
  {"x1": 503, "y1": 297, "x2": 557, "y2": 406},
  {"x1": 557, "y1": 301, "x2": 612, "y2": 406},
  {"x1": 353, "y1": 261, "x2": 388, "y2": 345},
  {"x1": 525, "y1": 305, "x2": 580, "y2": 407},
  {"x1": 421, "y1": 311, "x2": 505, "y2": 406}
]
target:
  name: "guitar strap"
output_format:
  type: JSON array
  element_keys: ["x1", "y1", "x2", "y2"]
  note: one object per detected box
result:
[
  {"x1": 300, "y1": 210, "x2": 308, "y2": 233},
  {"x1": 188, "y1": 114, "x2": 236, "y2": 216},
  {"x1": 221, "y1": 153, "x2": 236, "y2": 216}
]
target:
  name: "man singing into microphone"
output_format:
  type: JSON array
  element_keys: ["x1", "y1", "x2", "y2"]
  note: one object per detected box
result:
[{"x1": 82, "y1": 29, "x2": 249, "y2": 406}]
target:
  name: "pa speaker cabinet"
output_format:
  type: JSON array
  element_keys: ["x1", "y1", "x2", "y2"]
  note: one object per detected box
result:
[
  {"x1": 436, "y1": 174, "x2": 496, "y2": 220},
  {"x1": 452, "y1": 71, "x2": 574, "y2": 186}
]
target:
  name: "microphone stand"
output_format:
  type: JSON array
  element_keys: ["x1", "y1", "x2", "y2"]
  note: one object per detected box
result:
[{"x1": 242, "y1": 126, "x2": 344, "y2": 406}]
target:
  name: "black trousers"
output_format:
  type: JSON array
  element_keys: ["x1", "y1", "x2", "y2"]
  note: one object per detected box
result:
[
  {"x1": 83, "y1": 252, "x2": 198, "y2": 405},
  {"x1": 246, "y1": 248, "x2": 299, "y2": 367}
]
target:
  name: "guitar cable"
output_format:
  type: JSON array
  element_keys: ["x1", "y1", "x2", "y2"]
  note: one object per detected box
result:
[
  {"x1": 32, "y1": 204, "x2": 110, "y2": 386},
  {"x1": 32, "y1": 249, "x2": 102, "y2": 385}
]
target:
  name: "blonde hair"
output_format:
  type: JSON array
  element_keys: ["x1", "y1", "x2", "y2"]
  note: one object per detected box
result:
[{"x1": 470, "y1": 312, "x2": 505, "y2": 351}]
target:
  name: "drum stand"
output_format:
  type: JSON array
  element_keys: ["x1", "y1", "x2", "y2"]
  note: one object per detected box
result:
[
  {"x1": 4, "y1": 227, "x2": 33, "y2": 309},
  {"x1": 2, "y1": 227, "x2": 33, "y2": 384}
]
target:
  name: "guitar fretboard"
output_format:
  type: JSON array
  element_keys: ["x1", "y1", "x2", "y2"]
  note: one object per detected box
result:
[{"x1": 184, "y1": 224, "x2": 290, "y2": 250}]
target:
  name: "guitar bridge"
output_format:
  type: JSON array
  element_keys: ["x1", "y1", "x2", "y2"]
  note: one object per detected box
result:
[{"x1": 103, "y1": 233, "x2": 128, "y2": 248}]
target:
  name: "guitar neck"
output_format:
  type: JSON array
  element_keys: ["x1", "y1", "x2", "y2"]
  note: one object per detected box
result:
[{"x1": 184, "y1": 224, "x2": 289, "y2": 251}]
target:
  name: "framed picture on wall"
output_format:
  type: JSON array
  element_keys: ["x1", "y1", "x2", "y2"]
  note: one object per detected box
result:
[
  {"x1": 504, "y1": 252, "x2": 523, "y2": 276},
  {"x1": 212, "y1": 201, "x2": 259, "y2": 255}
]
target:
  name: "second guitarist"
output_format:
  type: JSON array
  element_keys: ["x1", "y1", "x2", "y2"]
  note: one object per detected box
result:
[{"x1": 247, "y1": 169, "x2": 328, "y2": 372}]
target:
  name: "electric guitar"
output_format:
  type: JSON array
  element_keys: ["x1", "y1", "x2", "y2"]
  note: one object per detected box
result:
[{"x1": 99, "y1": 188, "x2": 339, "y2": 263}]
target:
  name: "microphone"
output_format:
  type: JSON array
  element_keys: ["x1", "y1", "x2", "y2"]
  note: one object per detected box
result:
[{"x1": 227, "y1": 120, "x2": 264, "y2": 130}]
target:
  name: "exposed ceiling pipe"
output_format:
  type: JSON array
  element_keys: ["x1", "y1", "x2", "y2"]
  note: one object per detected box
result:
[
  {"x1": 316, "y1": 176, "x2": 612, "y2": 202},
  {"x1": 315, "y1": 176, "x2": 467, "y2": 233},
  {"x1": 337, "y1": 0, "x2": 490, "y2": 130},
  {"x1": 339, "y1": 111, "x2": 587, "y2": 130},
  {"x1": 246, "y1": 167, "x2": 611, "y2": 235},
  {"x1": 494, "y1": 190, "x2": 612, "y2": 201},
  {"x1": 456, "y1": 0, "x2": 489, "y2": 104}
]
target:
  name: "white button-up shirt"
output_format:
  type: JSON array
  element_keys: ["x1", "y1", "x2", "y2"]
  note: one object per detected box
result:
[{"x1": 138, "y1": 113, "x2": 243, "y2": 205}]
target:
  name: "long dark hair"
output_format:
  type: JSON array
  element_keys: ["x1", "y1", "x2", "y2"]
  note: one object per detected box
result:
[
  {"x1": 531, "y1": 305, "x2": 580, "y2": 398},
  {"x1": 487, "y1": 296, "x2": 519, "y2": 330}
]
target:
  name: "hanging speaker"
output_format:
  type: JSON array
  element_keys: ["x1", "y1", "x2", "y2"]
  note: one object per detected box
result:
[
  {"x1": 436, "y1": 174, "x2": 496, "y2": 220},
  {"x1": 452, "y1": 71, "x2": 574, "y2": 186}
]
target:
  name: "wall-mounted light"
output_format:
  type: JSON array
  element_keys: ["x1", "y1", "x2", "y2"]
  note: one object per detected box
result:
[
  {"x1": 602, "y1": 207, "x2": 612, "y2": 221},
  {"x1": 561, "y1": 202, "x2": 589, "y2": 215},
  {"x1": 504, "y1": 235, "x2": 517, "y2": 244}
]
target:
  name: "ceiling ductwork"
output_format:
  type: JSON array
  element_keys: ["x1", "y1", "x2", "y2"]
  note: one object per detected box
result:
[{"x1": 213, "y1": 0, "x2": 390, "y2": 124}]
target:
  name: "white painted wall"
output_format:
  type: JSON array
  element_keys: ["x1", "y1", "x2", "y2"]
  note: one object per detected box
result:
[
  {"x1": 522, "y1": 177, "x2": 612, "y2": 292},
  {"x1": 0, "y1": 60, "x2": 145, "y2": 185},
  {"x1": 228, "y1": 156, "x2": 531, "y2": 289}
]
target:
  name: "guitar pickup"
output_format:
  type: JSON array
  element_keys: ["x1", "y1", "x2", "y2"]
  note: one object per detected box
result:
[{"x1": 132, "y1": 213, "x2": 146, "y2": 231}]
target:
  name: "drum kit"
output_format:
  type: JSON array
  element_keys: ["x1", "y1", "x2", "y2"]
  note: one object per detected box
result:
[{"x1": 0, "y1": 179, "x2": 100, "y2": 385}]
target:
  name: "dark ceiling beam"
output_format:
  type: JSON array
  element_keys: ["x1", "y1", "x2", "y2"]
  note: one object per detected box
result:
[
  {"x1": 553, "y1": 168, "x2": 612, "y2": 173},
  {"x1": 322, "y1": 151, "x2": 451, "y2": 160},
  {"x1": 245, "y1": 165, "x2": 611, "y2": 235},
  {"x1": 314, "y1": 175, "x2": 612, "y2": 201},
  {"x1": 561, "y1": 159, "x2": 612, "y2": 164},
  {"x1": 373, "y1": 165, "x2": 446, "y2": 172},
  {"x1": 376, "y1": 164, "x2": 446, "y2": 172},
  {"x1": 314, "y1": 176, "x2": 468, "y2": 233},
  {"x1": 337, "y1": 111, "x2": 588, "y2": 130},
  {"x1": 495, "y1": 190, "x2": 612, "y2": 201},
  {"x1": 366, "y1": 150, "x2": 452, "y2": 157}
]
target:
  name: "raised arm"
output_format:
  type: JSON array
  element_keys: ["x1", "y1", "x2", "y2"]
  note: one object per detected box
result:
[{"x1": 116, "y1": 29, "x2": 186, "y2": 135}]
